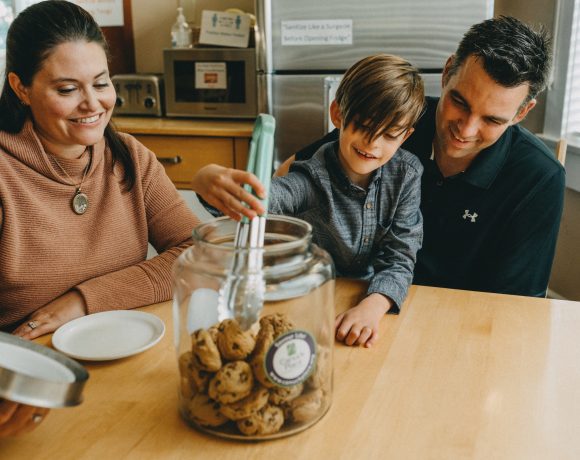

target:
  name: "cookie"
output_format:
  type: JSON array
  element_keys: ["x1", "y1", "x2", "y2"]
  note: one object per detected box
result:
[
  {"x1": 306, "y1": 346, "x2": 331, "y2": 390},
  {"x1": 178, "y1": 351, "x2": 193, "y2": 375},
  {"x1": 189, "y1": 362, "x2": 211, "y2": 394},
  {"x1": 237, "y1": 404, "x2": 285, "y2": 436},
  {"x1": 187, "y1": 393, "x2": 228, "y2": 427},
  {"x1": 191, "y1": 329, "x2": 222, "y2": 372},
  {"x1": 180, "y1": 376, "x2": 196, "y2": 400},
  {"x1": 178, "y1": 351, "x2": 197, "y2": 398},
  {"x1": 217, "y1": 319, "x2": 256, "y2": 361},
  {"x1": 259, "y1": 313, "x2": 294, "y2": 338},
  {"x1": 269, "y1": 383, "x2": 304, "y2": 406},
  {"x1": 208, "y1": 361, "x2": 254, "y2": 404},
  {"x1": 288, "y1": 389, "x2": 324, "y2": 423},
  {"x1": 219, "y1": 387, "x2": 269, "y2": 421},
  {"x1": 250, "y1": 324, "x2": 276, "y2": 389}
]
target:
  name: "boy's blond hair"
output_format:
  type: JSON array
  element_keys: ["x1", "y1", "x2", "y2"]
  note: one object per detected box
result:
[{"x1": 335, "y1": 54, "x2": 425, "y2": 140}]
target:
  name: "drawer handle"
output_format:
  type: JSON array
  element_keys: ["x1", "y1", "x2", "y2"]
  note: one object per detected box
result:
[{"x1": 158, "y1": 155, "x2": 182, "y2": 165}]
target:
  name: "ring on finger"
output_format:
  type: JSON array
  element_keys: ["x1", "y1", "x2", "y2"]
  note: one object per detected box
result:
[
  {"x1": 32, "y1": 414, "x2": 44, "y2": 424},
  {"x1": 27, "y1": 320, "x2": 38, "y2": 330}
]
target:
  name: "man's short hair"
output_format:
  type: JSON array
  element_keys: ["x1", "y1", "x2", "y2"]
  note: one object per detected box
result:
[
  {"x1": 335, "y1": 53, "x2": 425, "y2": 140},
  {"x1": 449, "y1": 15, "x2": 552, "y2": 102}
]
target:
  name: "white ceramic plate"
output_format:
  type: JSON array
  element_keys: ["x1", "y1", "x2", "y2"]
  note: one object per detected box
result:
[{"x1": 52, "y1": 311, "x2": 165, "y2": 361}]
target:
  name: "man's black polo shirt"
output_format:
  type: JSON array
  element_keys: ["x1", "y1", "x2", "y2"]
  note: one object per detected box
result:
[{"x1": 295, "y1": 97, "x2": 565, "y2": 297}]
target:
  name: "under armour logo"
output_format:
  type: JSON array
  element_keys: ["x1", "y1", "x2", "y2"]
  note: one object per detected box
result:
[{"x1": 463, "y1": 209, "x2": 478, "y2": 223}]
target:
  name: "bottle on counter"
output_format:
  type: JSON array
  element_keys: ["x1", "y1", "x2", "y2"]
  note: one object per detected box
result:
[{"x1": 171, "y1": 7, "x2": 192, "y2": 48}]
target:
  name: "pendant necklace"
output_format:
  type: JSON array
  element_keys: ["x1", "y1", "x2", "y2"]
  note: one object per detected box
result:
[{"x1": 51, "y1": 147, "x2": 93, "y2": 215}]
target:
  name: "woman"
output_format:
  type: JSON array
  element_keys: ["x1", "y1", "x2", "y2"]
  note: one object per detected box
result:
[
  {"x1": 0, "y1": 0, "x2": 202, "y2": 436},
  {"x1": 0, "y1": 399, "x2": 49, "y2": 438},
  {"x1": 0, "y1": 0, "x2": 200, "y2": 338}
]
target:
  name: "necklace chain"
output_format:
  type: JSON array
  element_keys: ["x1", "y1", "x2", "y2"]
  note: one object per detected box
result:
[
  {"x1": 52, "y1": 148, "x2": 92, "y2": 193},
  {"x1": 51, "y1": 147, "x2": 93, "y2": 215}
]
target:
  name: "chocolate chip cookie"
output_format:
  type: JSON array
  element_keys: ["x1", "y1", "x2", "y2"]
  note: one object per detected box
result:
[
  {"x1": 208, "y1": 361, "x2": 254, "y2": 404},
  {"x1": 187, "y1": 393, "x2": 228, "y2": 427},
  {"x1": 217, "y1": 319, "x2": 256, "y2": 360},
  {"x1": 219, "y1": 387, "x2": 269, "y2": 421},
  {"x1": 236, "y1": 404, "x2": 285, "y2": 436},
  {"x1": 191, "y1": 329, "x2": 222, "y2": 372}
]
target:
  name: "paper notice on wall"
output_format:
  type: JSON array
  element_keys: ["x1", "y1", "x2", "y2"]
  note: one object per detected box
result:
[
  {"x1": 199, "y1": 10, "x2": 251, "y2": 48},
  {"x1": 281, "y1": 20, "x2": 353, "y2": 46},
  {"x1": 13, "y1": 0, "x2": 124, "y2": 27},
  {"x1": 195, "y1": 62, "x2": 227, "y2": 90},
  {"x1": 74, "y1": 0, "x2": 124, "y2": 27}
]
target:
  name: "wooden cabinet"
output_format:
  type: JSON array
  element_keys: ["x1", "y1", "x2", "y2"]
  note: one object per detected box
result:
[{"x1": 113, "y1": 117, "x2": 254, "y2": 189}]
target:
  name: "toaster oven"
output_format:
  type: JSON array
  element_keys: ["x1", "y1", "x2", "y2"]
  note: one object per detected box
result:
[
  {"x1": 163, "y1": 47, "x2": 258, "y2": 118},
  {"x1": 112, "y1": 74, "x2": 164, "y2": 117}
]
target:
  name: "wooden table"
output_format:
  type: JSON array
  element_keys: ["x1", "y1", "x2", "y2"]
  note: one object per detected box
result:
[{"x1": 3, "y1": 281, "x2": 580, "y2": 459}]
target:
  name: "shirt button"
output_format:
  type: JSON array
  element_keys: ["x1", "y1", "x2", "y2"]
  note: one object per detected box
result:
[
  {"x1": 363, "y1": 237, "x2": 370, "y2": 243},
  {"x1": 366, "y1": 203, "x2": 372, "y2": 209}
]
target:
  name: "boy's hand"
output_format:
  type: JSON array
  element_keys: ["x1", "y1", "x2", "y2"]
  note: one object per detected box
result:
[
  {"x1": 191, "y1": 164, "x2": 266, "y2": 221},
  {"x1": 335, "y1": 293, "x2": 393, "y2": 348}
]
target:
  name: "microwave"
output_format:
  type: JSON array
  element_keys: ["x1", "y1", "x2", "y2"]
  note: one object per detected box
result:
[{"x1": 163, "y1": 48, "x2": 258, "y2": 119}]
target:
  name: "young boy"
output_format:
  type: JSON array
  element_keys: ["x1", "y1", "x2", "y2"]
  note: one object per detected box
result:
[{"x1": 194, "y1": 54, "x2": 425, "y2": 348}]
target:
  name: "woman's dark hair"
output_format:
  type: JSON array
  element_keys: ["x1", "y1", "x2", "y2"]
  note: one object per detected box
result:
[
  {"x1": 0, "y1": 0, "x2": 135, "y2": 189},
  {"x1": 448, "y1": 16, "x2": 552, "y2": 104}
]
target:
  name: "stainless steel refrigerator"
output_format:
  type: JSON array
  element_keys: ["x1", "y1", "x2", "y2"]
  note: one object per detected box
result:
[{"x1": 255, "y1": 0, "x2": 493, "y2": 165}]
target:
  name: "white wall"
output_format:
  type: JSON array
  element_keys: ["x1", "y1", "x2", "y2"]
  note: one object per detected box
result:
[{"x1": 131, "y1": 0, "x2": 254, "y2": 74}]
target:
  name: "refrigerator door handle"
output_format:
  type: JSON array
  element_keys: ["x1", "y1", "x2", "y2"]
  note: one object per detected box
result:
[{"x1": 324, "y1": 76, "x2": 342, "y2": 133}]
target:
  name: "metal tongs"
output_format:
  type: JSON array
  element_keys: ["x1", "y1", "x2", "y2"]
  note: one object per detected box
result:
[{"x1": 218, "y1": 114, "x2": 275, "y2": 329}]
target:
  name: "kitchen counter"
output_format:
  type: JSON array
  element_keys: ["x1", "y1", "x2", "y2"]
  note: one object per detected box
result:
[
  {"x1": 112, "y1": 116, "x2": 255, "y2": 138},
  {"x1": 3, "y1": 281, "x2": 580, "y2": 458},
  {"x1": 112, "y1": 116, "x2": 255, "y2": 189}
]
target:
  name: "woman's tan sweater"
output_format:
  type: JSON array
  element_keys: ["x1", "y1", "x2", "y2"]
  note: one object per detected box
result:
[{"x1": 0, "y1": 121, "x2": 200, "y2": 330}]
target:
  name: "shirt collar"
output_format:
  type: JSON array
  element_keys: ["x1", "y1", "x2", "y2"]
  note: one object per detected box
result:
[
  {"x1": 324, "y1": 141, "x2": 380, "y2": 194},
  {"x1": 461, "y1": 127, "x2": 512, "y2": 189}
]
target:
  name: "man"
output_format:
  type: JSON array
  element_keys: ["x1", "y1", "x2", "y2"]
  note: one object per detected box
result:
[{"x1": 193, "y1": 16, "x2": 565, "y2": 298}]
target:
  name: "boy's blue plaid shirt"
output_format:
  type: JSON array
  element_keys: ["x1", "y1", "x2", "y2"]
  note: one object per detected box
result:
[{"x1": 268, "y1": 141, "x2": 423, "y2": 311}]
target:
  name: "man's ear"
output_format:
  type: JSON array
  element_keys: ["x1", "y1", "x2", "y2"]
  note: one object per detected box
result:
[
  {"x1": 441, "y1": 55, "x2": 455, "y2": 88},
  {"x1": 329, "y1": 99, "x2": 343, "y2": 130},
  {"x1": 512, "y1": 98, "x2": 537, "y2": 124},
  {"x1": 8, "y1": 72, "x2": 30, "y2": 105}
]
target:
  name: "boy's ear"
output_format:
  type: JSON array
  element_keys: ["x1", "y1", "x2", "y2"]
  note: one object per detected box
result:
[
  {"x1": 329, "y1": 100, "x2": 343, "y2": 130},
  {"x1": 402, "y1": 127, "x2": 414, "y2": 142}
]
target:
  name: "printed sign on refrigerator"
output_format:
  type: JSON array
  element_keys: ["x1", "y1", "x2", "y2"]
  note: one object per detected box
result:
[
  {"x1": 281, "y1": 20, "x2": 353, "y2": 46},
  {"x1": 195, "y1": 62, "x2": 227, "y2": 90}
]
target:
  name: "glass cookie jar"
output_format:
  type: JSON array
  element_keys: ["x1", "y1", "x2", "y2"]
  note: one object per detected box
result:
[{"x1": 173, "y1": 215, "x2": 335, "y2": 440}]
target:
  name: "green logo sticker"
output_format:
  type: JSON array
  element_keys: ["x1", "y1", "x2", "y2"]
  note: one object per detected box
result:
[{"x1": 264, "y1": 330, "x2": 316, "y2": 387}]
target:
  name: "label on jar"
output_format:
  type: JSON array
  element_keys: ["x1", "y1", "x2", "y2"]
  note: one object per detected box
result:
[{"x1": 264, "y1": 330, "x2": 317, "y2": 387}]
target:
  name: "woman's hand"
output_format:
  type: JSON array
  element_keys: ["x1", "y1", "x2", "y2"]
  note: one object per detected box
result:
[
  {"x1": 0, "y1": 399, "x2": 49, "y2": 437},
  {"x1": 12, "y1": 290, "x2": 87, "y2": 340},
  {"x1": 191, "y1": 164, "x2": 266, "y2": 221}
]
